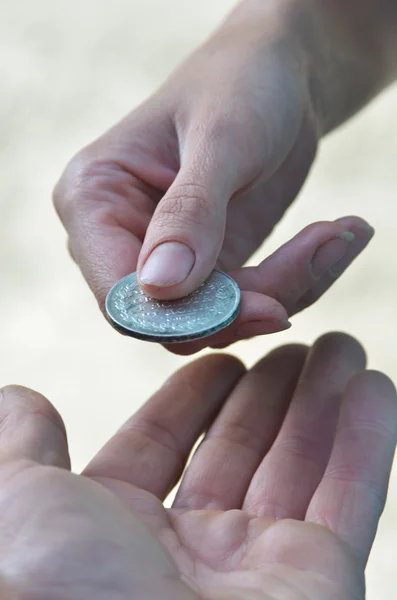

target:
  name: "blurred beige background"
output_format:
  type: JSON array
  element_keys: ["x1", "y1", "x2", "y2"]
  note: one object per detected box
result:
[{"x1": 1, "y1": 0, "x2": 396, "y2": 596}]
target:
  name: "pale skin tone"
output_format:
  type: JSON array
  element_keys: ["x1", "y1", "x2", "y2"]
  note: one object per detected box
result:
[
  {"x1": 0, "y1": 332, "x2": 396, "y2": 599},
  {"x1": 3, "y1": 2, "x2": 397, "y2": 598},
  {"x1": 53, "y1": 0, "x2": 397, "y2": 354}
]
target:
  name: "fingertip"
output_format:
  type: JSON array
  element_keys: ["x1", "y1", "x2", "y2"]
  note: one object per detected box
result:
[
  {"x1": 293, "y1": 219, "x2": 352, "y2": 243},
  {"x1": 334, "y1": 216, "x2": 375, "y2": 240},
  {"x1": 240, "y1": 292, "x2": 289, "y2": 322},
  {"x1": 168, "y1": 352, "x2": 246, "y2": 385},
  {"x1": 0, "y1": 386, "x2": 70, "y2": 468},
  {"x1": 346, "y1": 369, "x2": 397, "y2": 420},
  {"x1": 161, "y1": 342, "x2": 204, "y2": 355},
  {"x1": 337, "y1": 370, "x2": 397, "y2": 462},
  {"x1": 136, "y1": 172, "x2": 228, "y2": 300},
  {"x1": 264, "y1": 342, "x2": 309, "y2": 363},
  {"x1": 137, "y1": 254, "x2": 216, "y2": 301},
  {"x1": 312, "y1": 332, "x2": 367, "y2": 370},
  {"x1": 236, "y1": 318, "x2": 291, "y2": 339},
  {"x1": 201, "y1": 353, "x2": 247, "y2": 378},
  {"x1": 250, "y1": 343, "x2": 308, "y2": 381},
  {"x1": 360, "y1": 370, "x2": 397, "y2": 397},
  {"x1": 138, "y1": 241, "x2": 196, "y2": 295},
  {"x1": 0, "y1": 385, "x2": 66, "y2": 434},
  {"x1": 184, "y1": 291, "x2": 290, "y2": 350}
]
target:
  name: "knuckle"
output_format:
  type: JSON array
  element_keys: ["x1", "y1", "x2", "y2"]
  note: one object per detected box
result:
[
  {"x1": 0, "y1": 386, "x2": 66, "y2": 437},
  {"x1": 197, "y1": 109, "x2": 265, "y2": 174},
  {"x1": 327, "y1": 466, "x2": 386, "y2": 509},
  {"x1": 52, "y1": 149, "x2": 95, "y2": 220},
  {"x1": 155, "y1": 182, "x2": 215, "y2": 228}
]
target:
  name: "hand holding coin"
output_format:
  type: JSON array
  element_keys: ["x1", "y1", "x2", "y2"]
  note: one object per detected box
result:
[
  {"x1": 105, "y1": 218, "x2": 374, "y2": 354},
  {"x1": 106, "y1": 270, "x2": 241, "y2": 343},
  {"x1": 53, "y1": 0, "x2": 390, "y2": 354}
]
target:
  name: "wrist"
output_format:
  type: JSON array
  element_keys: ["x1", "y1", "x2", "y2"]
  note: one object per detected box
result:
[
  {"x1": 225, "y1": 0, "x2": 396, "y2": 135},
  {"x1": 278, "y1": 0, "x2": 397, "y2": 133},
  {"x1": 223, "y1": 0, "x2": 356, "y2": 134},
  {"x1": 216, "y1": 0, "x2": 321, "y2": 129}
]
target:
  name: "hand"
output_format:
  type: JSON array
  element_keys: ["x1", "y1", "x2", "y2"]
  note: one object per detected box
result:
[
  {"x1": 1, "y1": 333, "x2": 395, "y2": 599},
  {"x1": 53, "y1": 0, "x2": 375, "y2": 353}
]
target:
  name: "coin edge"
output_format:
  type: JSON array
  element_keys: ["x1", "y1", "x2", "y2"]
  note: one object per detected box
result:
[{"x1": 105, "y1": 270, "x2": 241, "y2": 343}]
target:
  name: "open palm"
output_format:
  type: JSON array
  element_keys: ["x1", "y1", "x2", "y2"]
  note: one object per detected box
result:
[{"x1": 0, "y1": 333, "x2": 396, "y2": 599}]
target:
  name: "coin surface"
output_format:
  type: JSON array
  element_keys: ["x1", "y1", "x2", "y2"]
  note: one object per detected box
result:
[{"x1": 105, "y1": 270, "x2": 241, "y2": 343}]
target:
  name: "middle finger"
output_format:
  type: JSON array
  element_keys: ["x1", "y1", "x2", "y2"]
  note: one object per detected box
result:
[
  {"x1": 167, "y1": 218, "x2": 373, "y2": 356},
  {"x1": 173, "y1": 344, "x2": 307, "y2": 510}
]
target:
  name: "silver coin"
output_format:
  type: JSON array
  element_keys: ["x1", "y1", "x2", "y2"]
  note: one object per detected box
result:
[{"x1": 105, "y1": 270, "x2": 241, "y2": 343}]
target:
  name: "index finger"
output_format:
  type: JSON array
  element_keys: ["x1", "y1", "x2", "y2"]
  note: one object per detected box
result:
[
  {"x1": 53, "y1": 103, "x2": 177, "y2": 310},
  {"x1": 83, "y1": 354, "x2": 245, "y2": 500},
  {"x1": 53, "y1": 158, "x2": 154, "y2": 309}
]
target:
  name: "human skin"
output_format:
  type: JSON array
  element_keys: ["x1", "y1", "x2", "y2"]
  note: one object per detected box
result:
[
  {"x1": 0, "y1": 332, "x2": 396, "y2": 599},
  {"x1": 53, "y1": 0, "x2": 396, "y2": 353}
]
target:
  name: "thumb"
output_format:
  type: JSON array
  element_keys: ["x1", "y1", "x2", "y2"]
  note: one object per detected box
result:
[
  {"x1": 137, "y1": 138, "x2": 237, "y2": 300},
  {"x1": 0, "y1": 386, "x2": 70, "y2": 469}
]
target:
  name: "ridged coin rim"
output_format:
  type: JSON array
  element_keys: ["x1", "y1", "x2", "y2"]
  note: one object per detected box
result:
[{"x1": 105, "y1": 270, "x2": 241, "y2": 343}]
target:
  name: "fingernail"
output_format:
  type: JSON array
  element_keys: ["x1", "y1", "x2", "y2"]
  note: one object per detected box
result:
[
  {"x1": 328, "y1": 224, "x2": 374, "y2": 278},
  {"x1": 311, "y1": 232, "x2": 355, "y2": 279},
  {"x1": 140, "y1": 242, "x2": 195, "y2": 287},
  {"x1": 236, "y1": 319, "x2": 291, "y2": 339}
]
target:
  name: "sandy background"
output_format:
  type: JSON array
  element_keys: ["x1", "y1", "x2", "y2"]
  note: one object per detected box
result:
[{"x1": 1, "y1": 0, "x2": 396, "y2": 596}]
